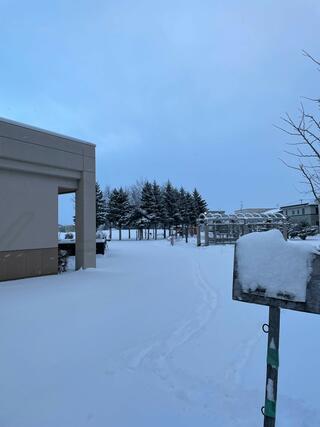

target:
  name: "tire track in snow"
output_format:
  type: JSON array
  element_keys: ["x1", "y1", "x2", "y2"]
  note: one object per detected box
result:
[
  {"x1": 112, "y1": 257, "x2": 219, "y2": 405},
  {"x1": 224, "y1": 334, "x2": 262, "y2": 390}
]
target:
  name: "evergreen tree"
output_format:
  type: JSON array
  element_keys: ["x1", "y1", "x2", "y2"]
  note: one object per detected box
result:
[
  {"x1": 141, "y1": 181, "x2": 154, "y2": 237},
  {"x1": 185, "y1": 191, "x2": 197, "y2": 225},
  {"x1": 106, "y1": 187, "x2": 130, "y2": 240},
  {"x1": 152, "y1": 180, "x2": 165, "y2": 239},
  {"x1": 173, "y1": 186, "x2": 182, "y2": 226},
  {"x1": 105, "y1": 181, "x2": 208, "y2": 241},
  {"x1": 193, "y1": 188, "x2": 207, "y2": 218},
  {"x1": 179, "y1": 187, "x2": 189, "y2": 225},
  {"x1": 125, "y1": 206, "x2": 149, "y2": 240},
  {"x1": 141, "y1": 181, "x2": 154, "y2": 216},
  {"x1": 163, "y1": 181, "x2": 179, "y2": 233},
  {"x1": 106, "y1": 188, "x2": 118, "y2": 231},
  {"x1": 96, "y1": 182, "x2": 107, "y2": 230}
]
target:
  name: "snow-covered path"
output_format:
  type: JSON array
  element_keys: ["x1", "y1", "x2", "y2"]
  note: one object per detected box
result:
[{"x1": 1, "y1": 239, "x2": 320, "y2": 426}]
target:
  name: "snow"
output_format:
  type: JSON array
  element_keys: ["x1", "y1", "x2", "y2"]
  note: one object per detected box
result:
[
  {"x1": 237, "y1": 230, "x2": 315, "y2": 302},
  {"x1": 1, "y1": 238, "x2": 320, "y2": 426}
]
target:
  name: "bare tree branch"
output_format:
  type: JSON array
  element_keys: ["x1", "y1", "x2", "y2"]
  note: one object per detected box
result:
[{"x1": 302, "y1": 50, "x2": 320, "y2": 67}]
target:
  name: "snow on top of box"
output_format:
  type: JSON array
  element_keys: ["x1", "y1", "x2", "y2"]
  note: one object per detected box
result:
[{"x1": 237, "y1": 230, "x2": 315, "y2": 302}]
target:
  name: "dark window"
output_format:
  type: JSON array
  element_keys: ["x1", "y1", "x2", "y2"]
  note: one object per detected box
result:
[{"x1": 302, "y1": 208, "x2": 305, "y2": 215}]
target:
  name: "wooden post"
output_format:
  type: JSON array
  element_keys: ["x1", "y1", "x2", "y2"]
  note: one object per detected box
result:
[
  {"x1": 197, "y1": 225, "x2": 201, "y2": 246},
  {"x1": 282, "y1": 223, "x2": 288, "y2": 241},
  {"x1": 204, "y1": 223, "x2": 209, "y2": 246},
  {"x1": 243, "y1": 221, "x2": 249, "y2": 235},
  {"x1": 263, "y1": 306, "x2": 280, "y2": 427}
]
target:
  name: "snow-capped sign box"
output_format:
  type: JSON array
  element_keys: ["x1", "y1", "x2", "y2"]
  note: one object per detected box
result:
[{"x1": 233, "y1": 230, "x2": 320, "y2": 314}]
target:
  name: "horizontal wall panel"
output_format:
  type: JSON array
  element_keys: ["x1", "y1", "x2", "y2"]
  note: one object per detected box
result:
[
  {"x1": 0, "y1": 170, "x2": 58, "y2": 251},
  {"x1": 0, "y1": 158, "x2": 81, "y2": 180},
  {"x1": 0, "y1": 119, "x2": 95, "y2": 157},
  {"x1": 0, "y1": 139, "x2": 84, "y2": 171},
  {"x1": 0, "y1": 248, "x2": 58, "y2": 282}
]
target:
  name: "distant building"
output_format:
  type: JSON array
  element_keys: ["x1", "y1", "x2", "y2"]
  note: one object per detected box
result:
[
  {"x1": 207, "y1": 210, "x2": 226, "y2": 215},
  {"x1": 280, "y1": 202, "x2": 319, "y2": 226},
  {"x1": 234, "y1": 208, "x2": 275, "y2": 215}
]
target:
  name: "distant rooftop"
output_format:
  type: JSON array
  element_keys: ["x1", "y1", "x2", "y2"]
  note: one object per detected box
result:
[
  {"x1": 280, "y1": 201, "x2": 318, "y2": 208},
  {"x1": 234, "y1": 208, "x2": 275, "y2": 214}
]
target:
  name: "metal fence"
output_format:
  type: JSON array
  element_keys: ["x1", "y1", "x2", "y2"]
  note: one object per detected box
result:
[{"x1": 197, "y1": 211, "x2": 288, "y2": 246}]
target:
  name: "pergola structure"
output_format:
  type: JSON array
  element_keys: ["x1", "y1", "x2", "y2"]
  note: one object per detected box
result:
[
  {"x1": 0, "y1": 118, "x2": 96, "y2": 281},
  {"x1": 197, "y1": 211, "x2": 287, "y2": 246}
]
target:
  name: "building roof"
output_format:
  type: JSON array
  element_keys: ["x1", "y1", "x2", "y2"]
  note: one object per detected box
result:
[
  {"x1": 234, "y1": 208, "x2": 275, "y2": 214},
  {"x1": 280, "y1": 202, "x2": 317, "y2": 209},
  {"x1": 0, "y1": 116, "x2": 95, "y2": 147}
]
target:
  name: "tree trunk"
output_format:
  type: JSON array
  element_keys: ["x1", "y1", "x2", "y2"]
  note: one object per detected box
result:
[
  {"x1": 119, "y1": 227, "x2": 122, "y2": 241},
  {"x1": 155, "y1": 226, "x2": 157, "y2": 240},
  {"x1": 164, "y1": 227, "x2": 167, "y2": 239},
  {"x1": 109, "y1": 226, "x2": 112, "y2": 240},
  {"x1": 128, "y1": 227, "x2": 131, "y2": 240}
]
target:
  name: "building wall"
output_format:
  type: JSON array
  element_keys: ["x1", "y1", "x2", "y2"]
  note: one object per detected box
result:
[
  {"x1": 0, "y1": 118, "x2": 96, "y2": 282},
  {"x1": 0, "y1": 170, "x2": 58, "y2": 252},
  {"x1": 282, "y1": 205, "x2": 319, "y2": 226},
  {"x1": 0, "y1": 170, "x2": 59, "y2": 281}
]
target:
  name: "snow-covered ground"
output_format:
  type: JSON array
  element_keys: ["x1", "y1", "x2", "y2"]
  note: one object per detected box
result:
[{"x1": 1, "y1": 238, "x2": 320, "y2": 426}]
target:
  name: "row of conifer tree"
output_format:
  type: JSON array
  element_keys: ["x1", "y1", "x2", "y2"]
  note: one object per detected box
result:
[{"x1": 95, "y1": 180, "x2": 207, "y2": 239}]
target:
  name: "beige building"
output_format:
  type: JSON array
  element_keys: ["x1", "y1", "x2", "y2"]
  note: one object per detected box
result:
[
  {"x1": 0, "y1": 118, "x2": 96, "y2": 282},
  {"x1": 280, "y1": 202, "x2": 319, "y2": 226}
]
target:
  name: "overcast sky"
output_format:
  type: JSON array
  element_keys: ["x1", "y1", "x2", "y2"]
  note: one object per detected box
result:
[{"x1": 1, "y1": 0, "x2": 320, "y2": 223}]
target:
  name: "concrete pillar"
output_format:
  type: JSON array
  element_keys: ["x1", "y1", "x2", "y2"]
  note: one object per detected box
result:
[{"x1": 76, "y1": 170, "x2": 96, "y2": 270}]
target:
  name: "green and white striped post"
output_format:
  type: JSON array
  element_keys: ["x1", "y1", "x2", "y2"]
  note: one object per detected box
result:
[{"x1": 263, "y1": 306, "x2": 280, "y2": 427}]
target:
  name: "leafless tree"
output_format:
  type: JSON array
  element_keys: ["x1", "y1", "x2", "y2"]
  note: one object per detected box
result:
[
  {"x1": 279, "y1": 51, "x2": 320, "y2": 201},
  {"x1": 127, "y1": 179, "x2": 146, "y2": 207}
]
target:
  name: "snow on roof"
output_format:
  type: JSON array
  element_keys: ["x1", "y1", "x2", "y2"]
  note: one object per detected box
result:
[
  {"x1": 263, "y1": 208, "x2": 281, "y2": 215},
  {"x1": 280, "y1": 201, "x2": 318, "y2": 209},
  {"x1": 199, "y1": 211, "x2": 286, "y2": 223},
  {"x1": 237, "y1": 230, "x2": 315, "y2": 302}
]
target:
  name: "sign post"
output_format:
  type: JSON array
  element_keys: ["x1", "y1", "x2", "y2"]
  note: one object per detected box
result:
[
  {"x1": 263, "y1": 306, "x2": 280, "y2": 426},
  {"x1": 233, "y1": 233, "x2": 320, "y2": 425}
]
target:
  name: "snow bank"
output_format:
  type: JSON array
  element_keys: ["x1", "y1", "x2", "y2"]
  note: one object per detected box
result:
[{"x1": 237, "y1": 230, "x2": 315, "y2": 302}]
